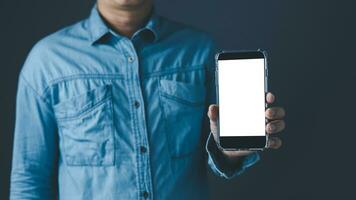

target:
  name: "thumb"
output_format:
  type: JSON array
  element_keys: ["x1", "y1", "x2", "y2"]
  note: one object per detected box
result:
[
  {"x1": 207, "y1": 104, "x2": 219, "y2": 122},
  {"x1": 208, "y1": 105, "x2": 219, "y2": 139}
]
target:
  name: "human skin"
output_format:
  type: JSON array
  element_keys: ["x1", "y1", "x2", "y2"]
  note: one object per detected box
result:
[
  {"x1": 208, "y1": 92, "x2": 286, "y2": 164},
  {"x1": 97, "y1": 0, "x2": 153, "y2": 38}
]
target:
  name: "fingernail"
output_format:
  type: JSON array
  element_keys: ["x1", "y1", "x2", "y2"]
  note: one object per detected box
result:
[{"x1": 268, "y1": 94, "x2": 275, "y2": 102}]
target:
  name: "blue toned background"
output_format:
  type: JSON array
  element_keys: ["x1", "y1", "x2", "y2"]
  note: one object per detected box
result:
[{"x1": 1, "y1": 0, "x2": 355, "y2": 199}]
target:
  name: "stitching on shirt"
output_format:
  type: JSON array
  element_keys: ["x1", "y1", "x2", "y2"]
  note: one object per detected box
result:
[
  {"x1": 42, "y1": 73, "x2": 125, "y2": 97},
  {"x1": 41, "y1": 64, "x2": 210, "y2": 96},
  {"x1": 56, "y1": 95, "x2": 112, "y2": 121},
  {"x1": 142, "y1": 64, "x2": 208, "y2": 78},
  {"x1": 19, "y1": 74, "x2": 57, "y2": 121},
  {"x1": 20, "y1": 74, "x2": 52, "y2": 106},
  {"x1": 160, "y1": 92, "x2": 205, "y2": 107}
]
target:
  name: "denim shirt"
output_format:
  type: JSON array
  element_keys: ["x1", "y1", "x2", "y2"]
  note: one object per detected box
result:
[{"x1": 10, "y1": 5, "x2": 259, "y2": 200}]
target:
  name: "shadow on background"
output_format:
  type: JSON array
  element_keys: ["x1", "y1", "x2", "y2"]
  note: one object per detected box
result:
[{"x1": 1, "y1": 0, "x2": 355, "y2": 199}]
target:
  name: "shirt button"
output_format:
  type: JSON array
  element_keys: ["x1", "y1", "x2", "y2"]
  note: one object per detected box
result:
[
  {"x1": 128, "y1": 56, "x2": 134, "y2": 63},
  {"x1": 140, "y1": 146, "x2": 147, "y2": 153},
  {"x1": 142, "y1": 191, "x2": 149, "y2": 199},
  {"x1": 134, "y1": 100, "x2": 140, "y2": 108}
]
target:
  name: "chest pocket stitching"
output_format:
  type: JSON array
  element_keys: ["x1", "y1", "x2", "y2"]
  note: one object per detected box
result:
[
  {"x1": 159, "y1": 79, "x2": 206, "y2": 104},
  {"x1": 55, "y1": 95, "x2": 112, "y2": 122},
  {"x1": 159, "y1": 92, "x2": 205, "y2": 107},
  {"x1": 53, "y1": 85, "x2": 112, "y2": 120},
  {"x1": 158, "y1": 79, "x2": 206, "y2": 158},
  {"x1": 53, "y1": 84, "x2": 115, "y2": 166}
]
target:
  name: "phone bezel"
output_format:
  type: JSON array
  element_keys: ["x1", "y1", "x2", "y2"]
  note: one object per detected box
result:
[{"x1": 215, "y1": 50, "x2": 268, "y2": 151}]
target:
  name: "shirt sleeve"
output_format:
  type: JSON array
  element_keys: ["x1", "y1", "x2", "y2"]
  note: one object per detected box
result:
[
  {"x1": 10, "y1": 74, "x2": 58, "y2": 199},
  {"x1": 206, "y1": 132, "x2": 260, "y2": 179}
]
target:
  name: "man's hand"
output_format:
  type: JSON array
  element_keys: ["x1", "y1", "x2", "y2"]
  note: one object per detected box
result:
[{"x1": 207, "y1": 92, "x2": 286, "y2": 162}]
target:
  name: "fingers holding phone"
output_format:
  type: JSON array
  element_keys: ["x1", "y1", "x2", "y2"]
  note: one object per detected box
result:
[
  {"x1": 208, "y1": 93, "x2": 285, "y2": 150},
  {"x1": 265, "y1": 93, "x2": 285, "y2": 149},
  {"x1": 215, "y1": 51, "x2": 267, "y2": 150},
  {"x1": 208, "y1": 50, "x2": 286, "y2": 153}
]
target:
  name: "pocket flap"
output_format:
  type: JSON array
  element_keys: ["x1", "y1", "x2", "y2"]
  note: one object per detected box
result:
[
  {"x1": 53, "y1": 84, "x2": 112, "y2": 120},
  {"x1": 159, "y1": 79, "x2": 206, "y2": 104}
]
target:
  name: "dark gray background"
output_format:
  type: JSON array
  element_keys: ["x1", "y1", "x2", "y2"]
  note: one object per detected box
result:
[{"x1": 1, "y1": 0, "x2": 355, "y2": 199}]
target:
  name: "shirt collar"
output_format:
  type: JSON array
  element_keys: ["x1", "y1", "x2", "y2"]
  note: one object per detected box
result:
[{"x1": 87, "y1": 4, "x2": 160, "y2": 45}]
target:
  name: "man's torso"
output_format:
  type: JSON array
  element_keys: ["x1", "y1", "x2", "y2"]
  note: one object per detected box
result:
[{"x1": 19, "y1": 6, "x2": 216, "y2": 200}]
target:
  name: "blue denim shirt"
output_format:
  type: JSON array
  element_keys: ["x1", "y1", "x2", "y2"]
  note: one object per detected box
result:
[{"x1": 10, "y1": 5, "x2": 259, "y2": 200}]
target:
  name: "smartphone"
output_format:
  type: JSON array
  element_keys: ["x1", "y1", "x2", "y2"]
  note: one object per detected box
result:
[{"x1": 216, "y1": 50, "x2": 268, "y2": 151}]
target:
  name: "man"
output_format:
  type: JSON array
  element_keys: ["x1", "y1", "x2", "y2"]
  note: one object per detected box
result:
[{"x1": 10, "y1": 0, "x2": 285, "y2": 199}]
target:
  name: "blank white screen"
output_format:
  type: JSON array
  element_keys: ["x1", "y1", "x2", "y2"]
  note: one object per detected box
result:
[{"x1": 218, "y1": 58, "x2": 265, "y2": 137}]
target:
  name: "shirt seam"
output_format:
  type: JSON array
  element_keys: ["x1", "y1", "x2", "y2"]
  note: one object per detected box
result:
[
  {"x1": 19, "y1": 74, "x2": 57, "y2": 120},
  {"x1": 41, "y1": 73, "x2": 125, "y2": 97},
  {"x1": 41, "y1": 64, "x2": 212, "y2": 97},
  {"x1": 19, "y1": 73, "x2": 52, "y2": 106},
  {"x1": 142, "y1": 64, "x2": 208, "y2": 79}
]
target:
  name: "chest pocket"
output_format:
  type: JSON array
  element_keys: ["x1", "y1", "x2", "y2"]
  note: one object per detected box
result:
[
  {"x1": 53, "y1": 84, "x2": 115, "y2": 166},
  {"x1": 159, "y1": 79, "x2": 206, "y2": 158}
]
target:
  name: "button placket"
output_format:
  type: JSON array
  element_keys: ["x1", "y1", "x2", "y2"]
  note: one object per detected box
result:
[{"x1": 123, "y1": 39, "x2": 153, "y2": 200}]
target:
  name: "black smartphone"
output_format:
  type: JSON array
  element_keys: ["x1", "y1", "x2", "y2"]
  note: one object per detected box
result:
[{"x1": 216, "y1": 50, "x2": 268, "y2": 151}]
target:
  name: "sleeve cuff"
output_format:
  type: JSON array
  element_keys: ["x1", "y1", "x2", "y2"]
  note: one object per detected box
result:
[{"x1": 205, "y1": 132, "x2": 260, "y2": 179}]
